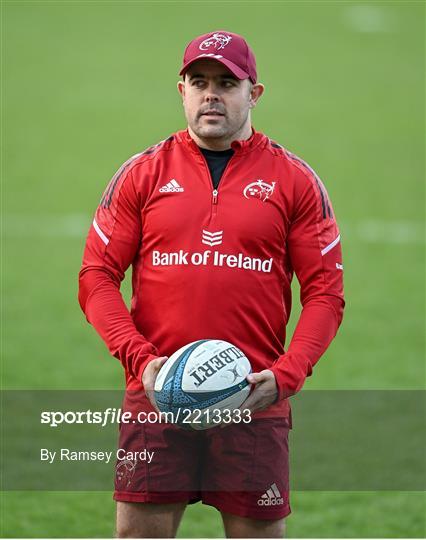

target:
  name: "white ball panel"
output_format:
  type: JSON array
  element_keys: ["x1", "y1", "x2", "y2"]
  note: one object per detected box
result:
[{"x1": 181, "y1": 341, "x2": 251, "y2": 393}]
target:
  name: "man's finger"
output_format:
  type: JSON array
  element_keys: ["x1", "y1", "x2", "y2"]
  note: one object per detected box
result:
[
  {"x1": 246, "y1": 371, "x2": 268, "y2": 384},
  {"x1": 240, "y1": 397, "x2": 257, "y2": 412},
  {"x1": 146, "y1": 356, "x2": 168, "y2": 379},
  {"x1": 142, "y1": 356, "x2": 168, "y2": 412},
  {"x1": 154, "y1": 356, "x2": 168, "y2": 370},
  {"x1": 239, "y1": 389, "x2": 262, "y2": 413},
  {"x1": 145, "y1": 383, "x2": 162, "y2": 413},
  {"x1": 147, "y1": 390, "x2": 160, "y2": 413}
]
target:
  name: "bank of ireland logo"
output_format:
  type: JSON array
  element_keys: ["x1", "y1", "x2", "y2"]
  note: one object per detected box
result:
[
  {"x1": 116, "y1": 458, "x2": 136, "y2": 488},
  {"x1": 199, "y1": 33, "x2": 232, "y2": 51},
  {"x1": 243, "y1": 180, "x2": 276, "y2": 202}
]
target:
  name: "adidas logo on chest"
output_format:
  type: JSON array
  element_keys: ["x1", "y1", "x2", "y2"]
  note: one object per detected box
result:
[{"x1": 159, "y1": 179, "x2": 184, "y2": 193}]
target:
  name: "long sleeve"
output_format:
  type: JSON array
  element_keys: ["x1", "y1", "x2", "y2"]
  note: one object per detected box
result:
[
  {"x1": 78, "y1": 157, "x2": 159, "y2": 382},
  {"x1": 270, "y1": 161, "x2": 345, "y2": 399}
]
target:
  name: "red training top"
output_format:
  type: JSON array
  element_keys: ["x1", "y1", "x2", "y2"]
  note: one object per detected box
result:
[{"x1": 78, "y1": 129, "x2": 345, "y2": 418}]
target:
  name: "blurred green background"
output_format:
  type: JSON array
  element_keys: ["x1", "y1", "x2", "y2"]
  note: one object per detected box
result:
[{"x1": 1, "y1": 0, "x2": 425, "y2": 537}]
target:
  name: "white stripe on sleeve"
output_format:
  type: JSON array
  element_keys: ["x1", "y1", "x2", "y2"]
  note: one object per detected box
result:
[
  {"x1": 93, "y1": 218, "x2": 109, "y2": 245},
  {"x1": 321, "y1": 234, "x2": 340, "y2": 256}
]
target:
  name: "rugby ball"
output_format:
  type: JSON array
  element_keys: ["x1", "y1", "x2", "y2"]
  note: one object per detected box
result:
[{"x1": 154, "y1": 339, "x2": 252, "y2": 430}]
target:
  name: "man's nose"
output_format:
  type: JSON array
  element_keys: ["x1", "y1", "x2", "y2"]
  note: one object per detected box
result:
[{"x1": 204, "y1": 86, "x2": 220, "y2": 102}]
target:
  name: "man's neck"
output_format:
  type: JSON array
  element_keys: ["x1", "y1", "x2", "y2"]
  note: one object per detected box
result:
[{"x1": 188, "y1": 124, "x2": 253, "y2": 151}]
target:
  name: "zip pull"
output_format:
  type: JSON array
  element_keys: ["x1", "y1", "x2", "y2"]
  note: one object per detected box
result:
[{"x1": 212, "y1": 189, "x2": 218, "y2": 205}]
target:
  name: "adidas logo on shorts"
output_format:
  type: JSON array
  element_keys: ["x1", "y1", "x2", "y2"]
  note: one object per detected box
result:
[
  {"x1": 159, "y1": 179, "x2": 184, "y2": 193},
  {"x1": 257, "y1": 483, "x2": 284, "y2": 506}
]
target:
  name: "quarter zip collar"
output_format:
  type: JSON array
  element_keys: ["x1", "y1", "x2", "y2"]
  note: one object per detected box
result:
[{"x1": 177, "y1": 127, "x2": 266, "y2": 156}]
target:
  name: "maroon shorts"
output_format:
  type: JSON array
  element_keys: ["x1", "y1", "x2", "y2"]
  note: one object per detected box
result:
[{"x1": 114, "y1": 417, "x2": 291, "y2": 520}]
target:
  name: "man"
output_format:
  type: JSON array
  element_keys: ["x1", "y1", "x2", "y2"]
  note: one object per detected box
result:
[{"x1": 79, "y1": 30, "x2": 344, "y2": 538}]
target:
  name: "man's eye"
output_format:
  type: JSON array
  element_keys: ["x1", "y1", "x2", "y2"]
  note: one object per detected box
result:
[{"x1": 192, "y1": 80, "x2": 205, "y2": 88}]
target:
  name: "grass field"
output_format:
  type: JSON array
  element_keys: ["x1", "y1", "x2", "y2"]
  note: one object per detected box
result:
[{"x1": 1, "y1": 0, "x2": 425, "y2": 537}]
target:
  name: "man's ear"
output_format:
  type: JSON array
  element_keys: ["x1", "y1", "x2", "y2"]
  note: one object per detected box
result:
[
  {"x1": 177, "y1": 80, "x2": 185, "y2": 99},
  {"x1": 249, "y1": 83, "x2": 265, "y2": 108}
]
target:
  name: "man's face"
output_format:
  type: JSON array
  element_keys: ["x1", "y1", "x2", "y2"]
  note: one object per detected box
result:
[{"x1": 178, "y1": 60, "x2": 261, "y2": 143}]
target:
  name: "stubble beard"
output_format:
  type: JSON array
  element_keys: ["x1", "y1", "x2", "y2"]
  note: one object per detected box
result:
[
  {"x1": 194, "y1": 123, "x2": 228, "y2": 140},
  {"x1": 191, "y1": 112, "x2": 249, "y2": 142}
]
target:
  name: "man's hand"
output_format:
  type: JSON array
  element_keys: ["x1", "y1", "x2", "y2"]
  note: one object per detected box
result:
[
  {"x1": 141, "y1": 356, "x2": 168, "y2": 411},
  {"x1": 240, "y1": 369, "x2": 278, "y2": 414}
]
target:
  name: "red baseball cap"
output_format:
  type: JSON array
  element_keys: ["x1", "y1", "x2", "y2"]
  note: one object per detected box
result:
[{"x1": 179, "y1": 30, "x2": 257, "y2": 83}]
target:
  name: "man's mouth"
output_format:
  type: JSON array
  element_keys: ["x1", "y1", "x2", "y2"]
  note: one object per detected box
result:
[{"x1": 201, "y1": 110, "x2": 225, "y2": 117}]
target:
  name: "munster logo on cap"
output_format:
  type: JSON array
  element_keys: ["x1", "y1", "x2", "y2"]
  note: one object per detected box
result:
[
  {"x1": 180, "y1": 30, "x2": 257, "y2": 83},
  {"x1": 199, "y1": 33, "x2": 232, "y2": 51}
]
